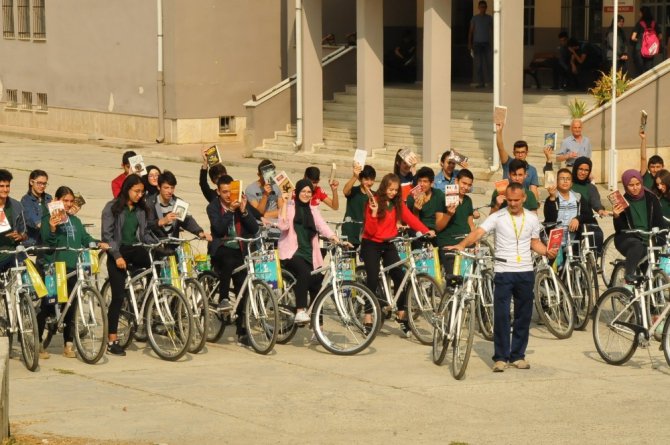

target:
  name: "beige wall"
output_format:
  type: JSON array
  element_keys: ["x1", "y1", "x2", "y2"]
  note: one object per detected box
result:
[{"x1": 0, "y1": 0, "x2": 158, "y2": 116}]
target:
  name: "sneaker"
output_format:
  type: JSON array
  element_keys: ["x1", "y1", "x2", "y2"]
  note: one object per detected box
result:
[
  {"x1": 363, "y1": 322, "x2": 374, "y2": 336},
  {"x1": 397, "y1": 319, "x2": 411, "y2": 338},
  {"x1": 217, "y1": 298, "x2": 232, "y2": 312},
  {"x1": 107, "y1": 341, "x2": 126, "y2": 356},
  {"x1": 63, "y1": 342, "x2": 76, "y2": 358},
  {"x1": 492, "y1": 361, "x2": 507, "y2": 372},
  {"x1": 510, "y1": 359, "x2": 530, "y2": 369},
  {"x1": 294, "y1": 311, "x2": 310, "y2": 324},
  {"x1": 236, "y1": 335, "x2": 251, "y2": 347},
  {"x1": 39, "y1": 345, "x2": 50, "y2": 360}
]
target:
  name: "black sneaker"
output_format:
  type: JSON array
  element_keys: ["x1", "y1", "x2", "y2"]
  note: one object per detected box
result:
[
  {"x1": 236, "y1": 335, "x2": 251, "y2": 347},
  {"x1": 397, "y1": 320, "x2": 411, "y2": 338},
  {"x1": 363, "y1": 322, "x2": 374, "y2": 336},
  {"x1": 107, "y1": 341, "x2": 126, "y2": 356}
]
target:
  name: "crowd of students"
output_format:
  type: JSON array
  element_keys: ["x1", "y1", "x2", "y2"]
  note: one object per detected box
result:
[{"x1": 1, "y1": 127, "x2": 669, "y2": 368}]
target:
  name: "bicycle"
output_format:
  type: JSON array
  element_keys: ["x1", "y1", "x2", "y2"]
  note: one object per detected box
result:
[
  {"x1": 533, "y1": 224, "x2": 575, "y2": 339},
  {"x1": 433, "y1": 250, "x2": 503, "y2": 379},
  {"x1": 373, "y1": 233, "x2": 443, "y2": 345},
  {"x1": 100, "y1": 241, "x2": 194, "y2": 361},
  {"x1": 197, "y1": 232, "x2": 279, "y2": 354},
  {"x1": 42, "y1": 244, "x2": 108, "y2": 364},
  {"x1": 273, "y1": 239, "x2": 381, "y2": 355},
  {"x1": 593, "y1": 259, "x2": 670, "y2": 367},
  {"x1": 560, "y1": 231, "x2": 593, "y2": 331},
  {"x1": 0, "y1": 246, "x2": 44, "y2": 371}
]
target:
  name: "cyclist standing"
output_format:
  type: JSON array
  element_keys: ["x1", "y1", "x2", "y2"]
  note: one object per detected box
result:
[{"x1": 0, "y1": 169, "x2": 27, "y2": 274}]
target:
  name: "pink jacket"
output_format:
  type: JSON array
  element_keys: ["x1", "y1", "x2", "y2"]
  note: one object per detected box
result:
[{"x1": 277, "y1": 201, "x2": 335, "y2": 268}]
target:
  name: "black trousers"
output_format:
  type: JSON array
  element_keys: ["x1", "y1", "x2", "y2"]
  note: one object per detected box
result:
[
  {"x1": 212, "y1": 246, "x2": 246, "y2": 334},
  {"x1": 614, "y1": 236, "x2": 646, "y2": 278},
  {"x1": 107, "y1": 246, "x2": 151, "y2": 335},
  {"x1": 281, "y1": 256, "x2": 323, "y2": 309},
  {"x1": 37, "y1": 274, "x2": 77, "y2": 344},
  {"x1": 360, "y1": 239, "x2": 407, "y2": 310}
]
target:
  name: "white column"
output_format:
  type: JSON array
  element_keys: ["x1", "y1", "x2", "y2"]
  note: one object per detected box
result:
[
  {"x1": 422, "y1": 0, "x2": 451, "y2": 163},
  {"x1": 499, "y1": 0, "x2": 524, "y2": 150},
  {"x1": 301, "y1": 0, "x2": 323, "y2": 152},
  {"x1": 356, "y1": 0, "x2": 385, "y2": 156}
]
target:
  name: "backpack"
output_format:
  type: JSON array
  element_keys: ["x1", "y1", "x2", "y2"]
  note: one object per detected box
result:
[{"x1": 640, "y1": 20, "x2": 660, "y2": 58}]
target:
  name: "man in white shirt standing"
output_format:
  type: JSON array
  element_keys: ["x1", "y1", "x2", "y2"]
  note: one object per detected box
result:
[{"x1": 448, "y1": 183, "x2": 557, "y2": 372}]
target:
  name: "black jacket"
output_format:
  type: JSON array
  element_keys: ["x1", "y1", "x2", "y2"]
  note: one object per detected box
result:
[
  {"x1": 206, "y1": 198, "x2": 259, "y2": 255},
  {"x1": 614, "y1": 190, "x2": 667, "y2": 245},
  {"x1": 543, "y1": 191, "x2": 593, "y2": 228}
]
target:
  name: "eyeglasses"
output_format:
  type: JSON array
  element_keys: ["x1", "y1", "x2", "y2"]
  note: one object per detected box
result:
[
  {"x1": 33, "y1": 181, "x2": 48, "y2": 186},
  {"x1": 148, "y1": 174, "x2": 159, "y2": 178},
  {"x1": 558, "y1": 177, "x2": 572, "y2": 182},
  {"x1": 130, "y1": 189, "x2": 144, "y2": 195}
]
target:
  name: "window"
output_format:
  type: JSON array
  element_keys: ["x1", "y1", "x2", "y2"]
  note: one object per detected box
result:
[
  {"x1": 5, "y1": 89, "x2": 17, "y2": 108},
  {"x1": 523, "y1": 0, "x2": 535, "y2": 46},
  {"x1": 36, "y1": 92, "x2": 47, "y2": 111},
  {"x1": 219, "y1": 116, "x2": 235, "y2": 133},
  {"x1": 16, "y1": 0, "x2": 28, "y2": 39},
  {"x1": 2, "y1": 0, "x2": 13, "y2": 38},
  {"x1": 21, "y1": 91, "x2": 32, "y2": 109},
  {"x1": 32, "y1": 0, "x2": 44, "y2": 39}
]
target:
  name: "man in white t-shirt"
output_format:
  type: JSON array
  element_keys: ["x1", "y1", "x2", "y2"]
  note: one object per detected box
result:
[{"x1": 448, "y1": 183, "x2": 557, "y2": 372}]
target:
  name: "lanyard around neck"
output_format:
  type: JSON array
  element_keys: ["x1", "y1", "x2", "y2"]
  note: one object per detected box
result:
[{"x1": 508, "y1": 209, "x2": 525, "y2": 263}]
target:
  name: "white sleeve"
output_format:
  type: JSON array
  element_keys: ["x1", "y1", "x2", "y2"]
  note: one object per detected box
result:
[
  {"x1": 479, "y1": 212, "x2": 499, "y2": 234},
  {"x1": 530, "y1": 215, "x2": 541, "y2": 239}
]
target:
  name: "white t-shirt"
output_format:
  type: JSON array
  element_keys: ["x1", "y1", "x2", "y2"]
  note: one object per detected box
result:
[{"x1": 479, "y1": 208, "x2": 541, "y2": 273}]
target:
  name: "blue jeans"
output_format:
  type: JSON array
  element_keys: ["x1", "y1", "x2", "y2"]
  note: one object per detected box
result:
[{"x1": 493, "y1": 271, "x2": 535, "y2": 363}]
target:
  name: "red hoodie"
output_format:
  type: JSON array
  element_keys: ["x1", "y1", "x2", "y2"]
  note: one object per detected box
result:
[{"x1": 362, "y1": 201, "x2": 429, "y2": 243}]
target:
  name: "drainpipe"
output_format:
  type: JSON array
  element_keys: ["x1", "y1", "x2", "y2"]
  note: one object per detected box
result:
[
  {"x1": 156, "y1": 0, "x2": 166, "y2": 143},
  {"x1": 608, "y1": 0, "x2": 619, "y2": 191},
  {"x1": 294, "y1": 0, "x2": 303, "y2": 150},
  {"x1": 490, "y1": 0, "x2": 501, "y2": 172}
]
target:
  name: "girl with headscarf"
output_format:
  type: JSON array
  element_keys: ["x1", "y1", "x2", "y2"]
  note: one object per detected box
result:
[
  {"x1": 277, "y1": 178, "x2": 339, "y2": 325},
  {"x1": 654, "y1": 169, "x2": 670, "y2": 218},
  {"x1": 571, "y1": 157, "x2": 608, "y2": 254},
  {"x1": 613, "y1": 169, "x2": 666, "y2": 282},
  {"x1": 141, "y1": 165, "x2": 162, "y2": 198}
]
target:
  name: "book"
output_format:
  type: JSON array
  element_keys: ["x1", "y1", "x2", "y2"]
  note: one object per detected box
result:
[
  {"x1": 398, "y1": 147, "x2": 418, "y2": 166},
  {"x1": 445, "y1": 184, "x2": 460, "y2": 206},
  {"x1": 173, "y1": 198, "x2": 189, "y2": 222},
  {"x1": 205, "y1": 145, "x2": 223, "y2": 167},
  {"x1": 544, "y1": 132, "x2": 557, "y2": 150},
  {"x1": 47, "y1": 201, "x2": 68, "y2": 225},
  {"x1": 260, "y1": 162, "x2": 276, "y2": 184},
  {"x1": 640, "y1": 110, "x2": 648, "y2": 132},
  {"x1": 273, "y1": 171, "x2": 294, "y2": 196},
  {"x1": 353, "y1": 148, "x2": 367, "y2": 168},
  {"x1": 607, "y1": 190, "x2": 629, "y2": 210},
  {"x1": 229, "y1": 180, "x2": 243, "y2": 203},
  {"x1": 494, "y1": 179, "x2": 509, "y2": 195},
  {"x1": 447, "y1": 149, "x2": 469, "y2": 165},
  {"x1": 128, "y1": 155, "x2": 147, "y2": 176},
  {"x1": 494, "y1": 105, "x2": 507, "y2": 126},
  {"x1": 73, "y1": 193, "x2": 86, "y2": 208},
  {"x1": 410, "y1": 184, "x2": 424, "y2": 201},
  {"x1": 329, "y1": 163, "x2": 337, "y2": 182},
  {"x1": 544, "y1": 170, "x2": 556, "y2": 188},
  {"x1": 547, "y1": 228, "x2": 565, "y2": 251},
  {"x1": 0, "y1": 209, "x2": 10, "y2": 234},
  {"x1": 364, "y1": 187, "x2": 375, "y2": 202}
]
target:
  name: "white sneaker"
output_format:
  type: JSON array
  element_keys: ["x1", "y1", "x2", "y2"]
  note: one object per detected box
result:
[{"x1": 294, "y1": 311, "x2": 310, "y2": 324}]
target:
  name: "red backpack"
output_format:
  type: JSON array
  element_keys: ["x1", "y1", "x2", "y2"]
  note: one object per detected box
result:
[{"x1": 640, "y1": 20, "x2": 660, "y2": 58}]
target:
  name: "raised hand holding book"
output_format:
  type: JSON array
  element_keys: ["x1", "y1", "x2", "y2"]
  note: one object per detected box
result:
[
  {"x1": 543, "y1": 132, "x2": 557, "y2": 150},
  {"x1": 48, "y1": 201, "x2": 68, "y2": 225},
  {"x1": 128, "y1": 155, "x2": 147, "y2": 176},
  {"x1": 494, "y1": 105, "x2": 507, "y2": 126},
  {"x1": 353, "y1": 149, "x2": 367, "y2": 168},
  {"x1": 205, "y1": 145, "x2": 223, "y2": 167}
]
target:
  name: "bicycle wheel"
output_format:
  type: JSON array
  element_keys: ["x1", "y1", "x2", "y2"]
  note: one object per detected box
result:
[
  {"x1": 451, "y1": 298, "x2": 476, "y2": 380},
  {"x1": 244, "y1": 280, "x2": 278, "y2": 355},
  {"x1": 198, "y1": 270, "x2": 226, "y2": 343},
  {"x1": 650, "y1": 270, "x2": 670, "y2": 317},
  {"x1": 661, "y1": 313, "x2": 670, "y2": 367},
  {"x1": 73, "y1": 286, "x2": 108, "y2": 364},
  {"x1": 183, "y1": 278, "x2": 208, "y2": 354},
  {"x1": 145, "y1": 285, "x2": 193, "y2": 361},
  {"x1": 601, "y1": 234, "x2": 623, "y2": 287},
  {"x1": 312, "y1": 281, "x2": 381, "y2": 356},
  {"x1": 275, "y1": 269, "x2": 298, "y2": 344},
  {"x1": 609, "y1": 262, "x2": 626, "y2": 288},
  {"x1": 586, "y1": 252, "x2": 599, "y2": 310},
  {"x1": 407, "y1": 273, "x2": 442, "y2": 345},
  {"x1": 18, "y1": 291, "x2": 40, "y2": 371},
  {"x1": 432, "y1": 293, "x2": 451, "y2": 365},
  {"x1": 476, "y1": 269, "x2": 495, "y2": 341},
  {"x1": 568, "y1": 262, "x2": 592, "y2": 331},
  {"x1": 534, "y1": 269, "x2": 574, "y2": 339},
  {"x1": 593, "y1": 287, "x2": 640, "y2": 365},
  {"x1": 101, "y1": 278, "x2": 137, "y2": 349}
]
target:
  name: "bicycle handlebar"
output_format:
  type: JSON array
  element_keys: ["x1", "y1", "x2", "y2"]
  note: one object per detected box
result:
[
  {"x1": 623, "y1": 227, "x2": 670, "y2": 236},
  {"x1": 441, "y1": 249, "x2": 507, "y2": 263}
]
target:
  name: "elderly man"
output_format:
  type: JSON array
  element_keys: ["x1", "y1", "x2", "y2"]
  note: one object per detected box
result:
[{"x1": 557, "y1": 119, "x2": 591, "y2": 167}]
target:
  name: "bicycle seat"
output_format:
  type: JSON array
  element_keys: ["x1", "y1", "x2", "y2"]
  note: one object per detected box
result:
[
  {"x1": 624, "y1": 274, "x2": 648, "y2": 286},
  {"x1": 445, "y1": 274, "x2": 464, "y2": 287}
]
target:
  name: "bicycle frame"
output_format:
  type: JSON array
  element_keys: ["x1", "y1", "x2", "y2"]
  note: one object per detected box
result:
[
  {"x1": 0, "y1": 259, "x2": 31, "y2": 335},
  {"x1": 611, "y1": 280, "x2": 670, "y2": 340}
]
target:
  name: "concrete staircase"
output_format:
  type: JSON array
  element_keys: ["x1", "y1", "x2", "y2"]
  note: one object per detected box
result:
[{"x1": 252, "y1": 85, "x2": 592, "y2": 190}]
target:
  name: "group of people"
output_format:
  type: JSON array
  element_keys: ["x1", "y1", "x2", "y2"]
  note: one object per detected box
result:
[{"x1": 1, "y1": 118, "x2": 668, "y2": 372}]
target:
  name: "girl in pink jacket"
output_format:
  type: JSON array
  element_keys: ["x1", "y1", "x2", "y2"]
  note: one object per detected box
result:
[{"x1": 278, "y1": 179, "x2": 339, "y2": 324}]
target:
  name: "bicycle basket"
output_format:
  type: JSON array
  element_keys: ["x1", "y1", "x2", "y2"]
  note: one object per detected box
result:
[
  {"x1": 335, "y1": 249, "x2": 357, "y2": 281},
  {"x1": 251, "y1": 249, "x2": 283, "y2": 290},
  {"x1": 194, "y1": 254, "x2": 212, "y2": 272},
  {"x1": 412, "y1": 247, "x2": 443, "y2": 285}
]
